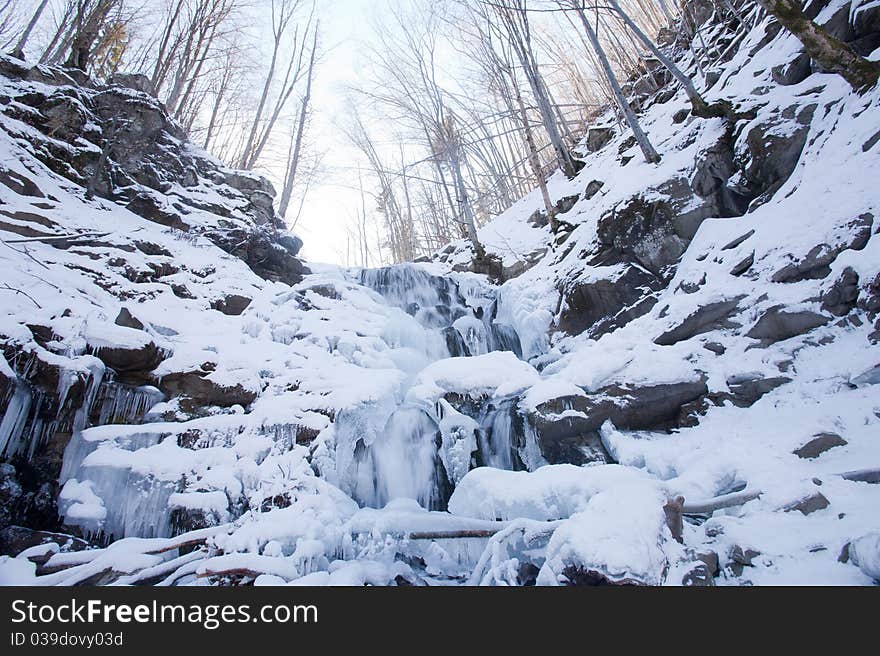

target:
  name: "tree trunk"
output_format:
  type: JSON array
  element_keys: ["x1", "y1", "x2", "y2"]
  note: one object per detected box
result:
[
  {"x1": 569, "y1": 1, "x2": 661, "y2": 164},
  {"x1": 607, "y1": 0, "x2": 716, "y2": 117},
  {"x1": 11, "y1": 0, "x2": 50, "y2": 60},
  {"x1": 279, "y1": 25, "x2": 318, "y2": 217},
  {"x1": 754, "y1": 0, "x2": 880, "y2": 92}
]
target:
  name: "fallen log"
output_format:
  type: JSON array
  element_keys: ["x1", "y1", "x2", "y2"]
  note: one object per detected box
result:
[
  {"x1": 681, "y1": 489, "x2": 763, "y2": 515},
  {"x1": 407, "y1": 529, "x2": 500, "y2": 540}
]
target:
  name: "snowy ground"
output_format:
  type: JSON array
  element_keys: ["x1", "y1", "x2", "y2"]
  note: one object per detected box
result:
[{"x1": 1, "y1": 1, "x2": 879, "y2": 585}]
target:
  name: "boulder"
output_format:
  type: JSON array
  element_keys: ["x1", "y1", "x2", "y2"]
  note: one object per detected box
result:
[
  {"x1": 211, "y1": 294, "x2": 252, "y2": 316},
  {"x1": 529, "y1": 379, "x2": 708, "y2": 465},
  {"x1": 158, "y1": 368, "x2": 258, "y2": 411},
  {"x1": 114, "y1": 307, "x2": 144, "y2": 331},
  {"x1": 556, "y1": 264, "x2": 662, "y2": 337},
  {"x1": 90, "y1": 340, "x2": 165, "y2": 378},
  {"x1": 772, "y1": 214, "x2": 873, "y2": 283},
  {"x1": 586, "y1": 126, "x2": 613, "y2": 152},
  {"x1": 771, "y1": 52, "x2": 812, "y2": 86},
  {"x1": 654, "y1": 298, "x2": 743, "y2": 346},
  {"x1": 794, "y1": 432, "x2": 847, "y2": 459},
  {"x1": 849, "y1": 532, "x2": 880, "y2": 581},
  {"x1": 108, "y1": 72, "x2": 154, "y2": 96},
  {"x1": 821, "y1": 267, "x2": 860, "y2": 316},
  {"x1": 746, "y1": 306, "x2": 829, "y2": 344}
]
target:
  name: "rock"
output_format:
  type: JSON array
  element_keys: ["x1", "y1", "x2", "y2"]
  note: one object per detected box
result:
[
  {"x1": 853, "y1": 1, "x2": 880, "y2": 37},
  {"x1": 728, "y1": 546, "x2": 760, "y2": 576},
  {"x1": 556, "y1": 263, "x2": 661, "y2": 338},
  {"x1": 529, "y1": 379, "x2": 707, "y2": 465},
  {"x1": 772, "y1": 213, "x2": 873, "y2": 283},
  {"x1": 209, "y1": 226, "x2": 308, "y2": 286},
  {"x1": 114, "y1": 307, "x2": 144, "y2": 331},
  {"x1": 721, "y1": 230, "x2": 755, "y2": 251},
  {"x1": 596, "y1": 178, "x2": 714, "y2": 278},
  {"x1": 158, "y1": 368, "x2": 257, "y2": 411},
  {"x1": 732, "y1": 104, "x2": 815, "y2": 204},
  {"x1": 820, "y1": 2, "x2": 855, "y2": 41},
  {"x1": 704, "y1": 341, "x2": 726, "y2": 355},
  {"x1": 211, "y1": 294, "x2": 252, "y2": 316},
  {"x1": 850, "y1": 363, "x2": 880, "y2": 386},
  {"x1": 126, "y1": 192, "x2": 188, "y2": 231},
  {"x1": 0, "y1": 167, "x2": 44, "y2": 197},
  {"x1": 554, "y1": 194, "x2": 579, "y2": 216},
  {"x1": 849, "y1": 532, "x2": 880, "y2": 581},
  {"x1": 771, "y1": 52, "x2": 812, "y2": 86},
  {"x1": 821, "y1": 267, "x2": 860, "y2": 316},
  {"x1": 746, "y1": 306, "x2": 829, "y2": 344},
  {"x1": 682, "y1": 562, "x2": 715, "y2": 586},
  {"x1": 672, "y1": 108, "x2": 690, "y2": 124},
  {"x1": 584, "y1": 179, "x2": 604, "y2": 200},
  {"x1": 794, "y1": 432, "x2": 848, "y2": 459},
  {"x1": 785, "y1": 492, "x2": 830, "y2": 515},
  {"x1": 730, "y1": 252, "x2": 755, "y2": 276},
  {"x1": 0, "y1": 524, "x2": 91, "y2": 558},
  {"x1": 91, "y1": 340, "x2": 165, "y2": 378},
  {"x1": 720, "y1": 376, "x2": 791, "y2": 407},
  {"x1": 586, "y1": 126, "x2": 613, "y2": 152},
  {"x1": 655, "y1": 298, "x2": 743, "y2": 346},
  {"x1": 107, "y1": 72, "x2": 154, "y2": 96}
]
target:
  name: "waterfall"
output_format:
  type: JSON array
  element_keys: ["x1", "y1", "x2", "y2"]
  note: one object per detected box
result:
[{"x1": 337, "y1": 264, "x2": 539, "y2": 511}]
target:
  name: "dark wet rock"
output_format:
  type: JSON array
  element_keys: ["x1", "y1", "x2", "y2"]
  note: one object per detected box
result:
[
  {"x1": 0, "y1": 524, "x2": 91, "y2": 558},
  {"x1": 682, "y1": 561, "x2": 715, "y2": 586},
  {"x1": 211, "y1": 294, "x2": 252, "y2": 316},
  {"x1": 90, "y1": 338, "x2": 164, "y2": 379},
  {"x1": 773, "y1": 214, "x2": 873, "y2": 283},
  {"x1": 209, "y1": 226, "x2": 309, "y2": 286},
  {"x1": 730, "y1": 252, "x2": 755, "y2": 276},
  {"x1": 704, "y1": 341, "x2": 726, "y2": 355},
  {"x1": 746, "y1": 306, "x2": 829, "y2": 344},
  {"x1": 126, "y1": 192, "x2": 188, "y2": 231},
  {"x1": 785, "y1": 492, "x2": 830, "y2": 515},
  {"x1": 586, "y1": 126, "x2": 613, "y2": 152},
  {"x1": 556, "y1": 263, "x2": 662, "y2": 338},
  {"x1": 794, "y1": 433, "x2": 848, "y2": 459},
  {"x1": 821, "y1": 267, "x2": 860, "y2": 316},
  {"x1": 0, "y1": 167, "x2": 44, "y2": 197},
  {"x1": 584, "y1": 179, "x2": 605, "y2": 200},
  {"x1": 108, "y1": 72, "x2": 154, "y2": 96},
  {"x1": 722, "y1": 230, "x2": 755, "y2": 251},
  {"x1": 721, "y1": 376, "x2": 791, "y2": 407},
  {"x1": 555, "y1": 194, "x2": 580, "y2": 216},
  {"x1": 771, "y1": 52, "x2": 812, "y2": 86},
  {"x1": 114, "y1": 307, "x2": 144, "y2": 331},
  {"x1": 158, "y1": 368, "x2": 257, "y2": 412},
  {"x1": 655, "y1": 298, "x2": 743, "y2": 346},
  {"x1": 732, "y1": 104, "x2": 816, "y2": 205},
  {"x1": 529, "y1": 379, "x2": 708, "y2": 466}
]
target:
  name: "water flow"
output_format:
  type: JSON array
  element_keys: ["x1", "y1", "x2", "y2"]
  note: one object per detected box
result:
[{"x1": 341, "y1": 264, "x2": 534, "y2": 510}]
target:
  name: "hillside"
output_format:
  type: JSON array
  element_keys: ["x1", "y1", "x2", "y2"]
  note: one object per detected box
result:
[{"x1": 1, "y1": 0, "x2": 879, "y2": 586}]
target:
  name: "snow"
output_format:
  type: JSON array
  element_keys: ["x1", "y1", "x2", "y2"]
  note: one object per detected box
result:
[{"x1": 1, "y1": 5, "x2": 880, "y2": 587}]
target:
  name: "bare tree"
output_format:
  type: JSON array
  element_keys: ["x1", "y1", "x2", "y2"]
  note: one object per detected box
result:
[
  {"x1": 279, "y1": 20, "x2": 319, "y2": 217},
  {"x1": 11, "y1": 0, "x2": 50, "y2": 60},
  {"x1": 754, "y1": 0, "x2": 879, "y2": 92},
  {"x1": 564, "y1": 0, "x2": 660, "y2": 163}
]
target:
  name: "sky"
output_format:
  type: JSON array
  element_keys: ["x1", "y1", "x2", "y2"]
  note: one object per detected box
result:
[{"x1": 263, "y1": 0, "x2": 389, "y2": 266}]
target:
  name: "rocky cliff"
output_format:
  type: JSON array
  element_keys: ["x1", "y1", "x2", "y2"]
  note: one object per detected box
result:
[{"x1": 1, "y1": 0, "x2": 879, "y2": 586}]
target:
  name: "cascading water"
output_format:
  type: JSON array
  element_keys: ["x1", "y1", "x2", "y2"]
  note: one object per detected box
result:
[{"x1": 338, "y1": 264, "x2": 541, "y2": 511}]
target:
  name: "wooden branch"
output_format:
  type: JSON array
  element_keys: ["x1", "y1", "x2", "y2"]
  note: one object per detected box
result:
[
  {"x1": 681, "y1": 489, "x2": 763, "y2": 515},
  {"x1": 407, "y1": 529, "x2": 500, "y2": 540}
]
